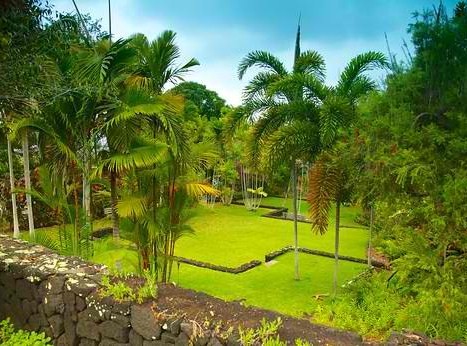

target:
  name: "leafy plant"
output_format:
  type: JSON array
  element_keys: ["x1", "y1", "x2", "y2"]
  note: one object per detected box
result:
[
  {"x1": 238, "y1": 318, "x2": 282, "y2": 346},
  {"x1": 100, "y1": 271, "x2": 157, "y2": 304},
  {"x1": 0, "y1": 318, "x2": 51, "y2": 345}
]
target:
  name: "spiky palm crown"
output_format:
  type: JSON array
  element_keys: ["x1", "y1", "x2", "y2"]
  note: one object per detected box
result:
[{"x1": 237, "y1": 24, "x2": 388, "y2": 233}]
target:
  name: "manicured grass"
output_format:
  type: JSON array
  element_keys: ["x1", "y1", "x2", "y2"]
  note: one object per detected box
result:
[
  {"x1": 175, "y1": 201, "x2": 368, "y2": 267},
  {"x1": 34, "y1": 198, "x2": 369, "y2": 316},
  {"x1": 244, "y1": 196, "x2": 364, "y2": 227},
  {"x1": 91, "y1": 237, "x2": 366, "y2": 316},
  {"x1": 175, "y1": 253, "x2": 366, "y2": 316}
]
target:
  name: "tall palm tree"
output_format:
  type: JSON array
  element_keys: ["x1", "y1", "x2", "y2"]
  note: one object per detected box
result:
[
  {"x1": 1, "y1": 110, "x2": 20, "y2": 237},
  {"x1": 124, "y1": 31, "x2": 199, "y2": 273},
  {"x1": 238, "y1": 23, "x2": 326, "y2": 280},
  {"x1": 73, "y1": 36, "x2": 139, "y2": 239},
  {"x1": 238, "y1": 22, "x2": 387, "y2": 281},
  {"x1": 307, "y1": 52, "x2": 388, "y2": 294}
]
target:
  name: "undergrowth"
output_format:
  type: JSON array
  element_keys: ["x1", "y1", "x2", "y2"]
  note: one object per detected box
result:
[{"x1": 313, "y1": 271, "x2": 467, "y2": 342}]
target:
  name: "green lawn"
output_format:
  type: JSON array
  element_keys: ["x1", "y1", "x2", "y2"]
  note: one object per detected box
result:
[
  {"x1": 176, "y1": 201, "x2": 368, "y2": 267},
  {"x1": 84, "y1": 199, "x2": 369, "y2": 316},
  {"x1": 175, "y1": 253, "x2": 365, "y2": 316},
  {"x1": 31, "y1": 198, "x2": 368, "y2": 316}
]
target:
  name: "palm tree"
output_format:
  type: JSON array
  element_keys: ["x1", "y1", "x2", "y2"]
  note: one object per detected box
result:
[
  {"x1": 73, "y1": 36, "x2": 139, "y2": 239},
  {"x1": 238, "y1": 22, "x2": 326, "y2": 280},
  {"x1": 124, "y1": 31, "x2": 199, "y2": 274},
  {"x1": 238, "y1": 22, "x2": 387, "y2": 281},
  {"x1": 307, "y1": 52, "x2": 388, "y2": 294},
  {"x1": 5, "y1": 124, "x2": 20, "y2": 238}
]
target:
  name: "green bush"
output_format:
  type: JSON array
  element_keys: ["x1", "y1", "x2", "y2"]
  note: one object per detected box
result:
[
  {"x1": 313, "y1": 271, "x2": 467, "y2": 342},
  {"x1": 0, "y1": 318, "x2": 51, "y2": 345}
]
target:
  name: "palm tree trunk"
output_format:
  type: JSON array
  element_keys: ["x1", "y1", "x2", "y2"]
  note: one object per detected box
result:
[
  {"x1": 292, "y1": 162, "x2": 300, "y2": 280},
  {"x1": 110, "y1": 169, "x2": 119, "y2": 238},
  {"x1": 73, "y1": 166, "x2": 80, "y2": 255},
  {"x1": 82, "y1": 155, "x2": 91, "y2": 223},
  {"x1": 151, "y1": 122, "x2": 158, "y2": 274},
  {"x1": 7, "y1": 138, "x2": 20, "y2": 238},
  {"x1": 22, "y1": 130, "x2": 35, "y2": 237},
  {"x1": 368, "y1": 205, "x2": 373, "y2": 268},
  {"x1": 333, "y1": 200, "x2": 341, "y2": 295}
]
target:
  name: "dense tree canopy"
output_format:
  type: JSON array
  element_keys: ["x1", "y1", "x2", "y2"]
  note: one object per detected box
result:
[{"x1": 171, "y1": 81, "x2": 226, "y2": 119}]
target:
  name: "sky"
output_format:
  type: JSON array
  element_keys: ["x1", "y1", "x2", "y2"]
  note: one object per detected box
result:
[{"x1": 53, "y1": 0, "x2": 457, "y2": 105}]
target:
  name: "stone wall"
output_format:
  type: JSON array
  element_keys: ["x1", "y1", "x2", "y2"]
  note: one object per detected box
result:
[{"x1": 0, "y1": 235, "x2": 230, "y2": 346}]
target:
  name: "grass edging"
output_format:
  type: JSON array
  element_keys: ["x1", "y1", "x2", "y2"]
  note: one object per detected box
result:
[
  {"x1": 173, "y1": 255, "x2": 262, "y2": 274},
  {"x1": 265, "y1": 246, "x2": 387, "y2": 268}
]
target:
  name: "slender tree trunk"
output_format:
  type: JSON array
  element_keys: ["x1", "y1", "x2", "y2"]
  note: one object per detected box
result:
[
  {"x1": 333, "y1": 201, "x2": 341, "y2": 295},
  {"x1": 73, "y1": 166, "x2": 80, "y2": 255},
  {"x1": 7, "y1": 138, "x2": 20, "y2": 238},
  {"x1": 82, "y1": 151, "x2": 93, "y2": 257},
  {"x1": 22, "y1": 131, "x2": 35, "y2": 237},
  {"x1": 82, "y1": 154, "x2": 91, "y2": 222},
  {"x1": 110, "y1": 170, "x2": 119, "y2": 238},
  {"x1": 292, "y1": 162, "x2": 300, "y2": 280},
  {"x1": 167, "y1": 236, "x2": 176, "y2": 282},
  {"x1": 151, "y1": 122, "x2": 158, "y2": 276},
  {"x1": 368, "y1": 205, "x2": 373, "y2": 268}
]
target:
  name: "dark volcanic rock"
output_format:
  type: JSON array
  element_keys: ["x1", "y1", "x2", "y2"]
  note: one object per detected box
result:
[
  {"x1": 130, "y1": 305, "x2": 161, "y2": 340},
  {"x1": 99, "y1": 320, "x2": 130, "y2": 343},
  {"x1": 48, "y1": 314, "x2": 65, "y2": 338},
  {"x1": 43, "y1": 293, "x2": 64, "y2": 316},
  {"x1": 129, "y1": 329, "x2": 144, "y2": 346},
  {"x1": 77, "y1": 319, "x2": 100, "y2": 341}
]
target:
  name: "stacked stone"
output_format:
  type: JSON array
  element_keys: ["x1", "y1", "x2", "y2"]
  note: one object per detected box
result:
[{"x1": 0, "y1": 235, "x2": 231, "y2": 346}]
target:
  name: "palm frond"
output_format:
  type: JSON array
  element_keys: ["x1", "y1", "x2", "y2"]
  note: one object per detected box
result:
[
  {"x1": 73, "y1": 38, "x2": 136, "y2": 86},
  {"x1": 319, "y1": 95, "x2": 352, "y2": 148},
  {"x1": 238, "y1": 51, "x2": 288, "y2": 80},
  {"x1": 129, "y1": 31, "x2": 199, "y2": 92},
  {"x1": 242, "y1": 72, "x2": 279, "y2": 103},
  {"x1": 267, "y1": 73, "x2": 329, "y2": 102},
  {"x1": 95, "y1": 142, "x2": 168, "y2": 176},
  {"x1": 184, "y1": 183, "x2": 219, "y2": 197},
  {"x1": 294, "y1": 50, "x2": 326, "y2": 80},
  {"x1": 337, "y1": 51, "x2": 388, "y2": 96},
  {"x1": 263, "y1": 120, "x2": 321, "y2": 169},
  {"x1": 9, "y1": 117, "x2": 79, "y2": 165},
  {"x1": 118, "y1": 195, "x2": 147, "y2": 218}
]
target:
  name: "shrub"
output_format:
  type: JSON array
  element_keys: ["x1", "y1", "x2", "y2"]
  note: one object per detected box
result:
[{"x1": 313, "y1": 271, "x2": 467, "y2": 342}]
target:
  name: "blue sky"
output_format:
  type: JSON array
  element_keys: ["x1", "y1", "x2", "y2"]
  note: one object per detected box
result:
[{"x1": 54, "y1": 0, "x2": 457, "y2": 105}]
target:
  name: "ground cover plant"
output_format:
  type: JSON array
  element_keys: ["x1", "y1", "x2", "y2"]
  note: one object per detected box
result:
[{"x1": 0, "y1": 318, "x2": 51, "y2": 346}]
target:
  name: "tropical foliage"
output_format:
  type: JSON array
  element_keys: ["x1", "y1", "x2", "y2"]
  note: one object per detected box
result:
[{"x1": 1, "y1": 0, "x2": 466, "y2": 343}]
